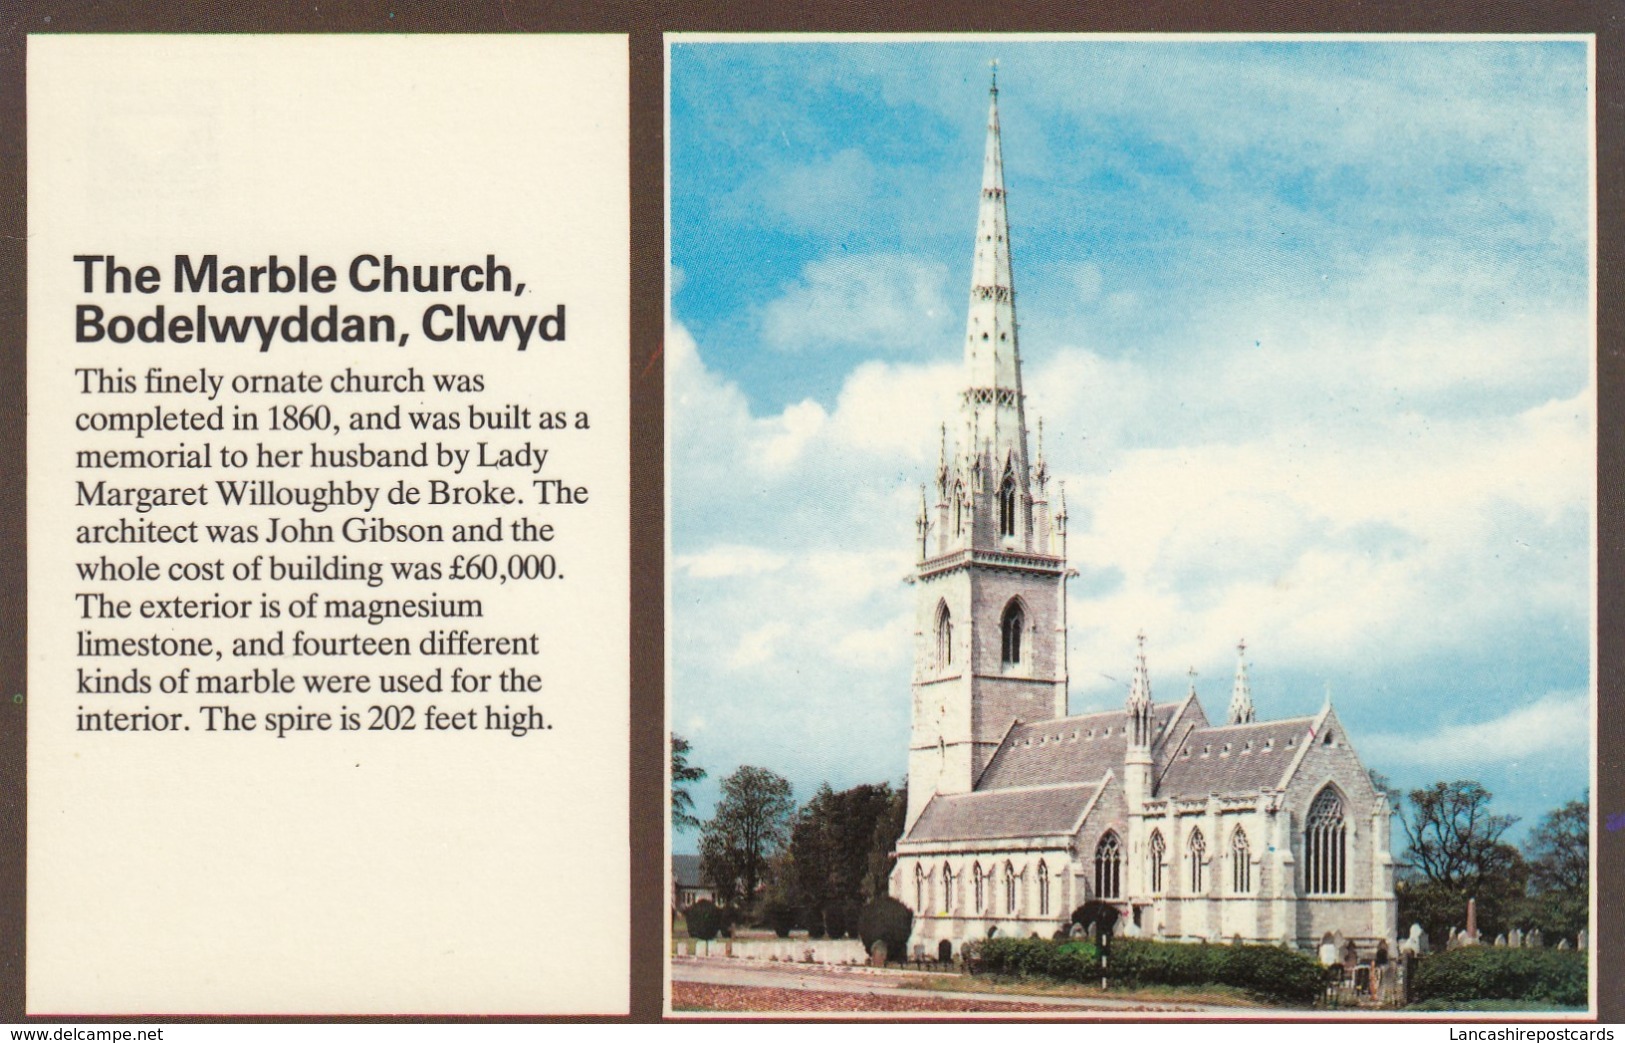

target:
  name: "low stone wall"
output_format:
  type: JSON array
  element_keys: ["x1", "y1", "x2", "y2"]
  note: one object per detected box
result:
[{"x1": 674, "y1": 937, "x2": 869, "y2": 965}]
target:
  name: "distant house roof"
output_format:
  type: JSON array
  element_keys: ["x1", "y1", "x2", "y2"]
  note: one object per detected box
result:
[
  {"x1": 976, "y1": 703, "x2": 1180, "y2": 790},
  {"x1": 906, "y1": 783, "x2": 1098, "y2": 843},
  {"x1": 672, "y1": 853, "x2": 708, "y2": 889},
  {"x1": 1154, "y1": 716, "x2": 1317, "y2": 798}
]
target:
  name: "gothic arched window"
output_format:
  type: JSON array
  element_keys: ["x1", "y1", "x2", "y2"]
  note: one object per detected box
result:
[
  {"x1": 1004, "y1": 861, "x2": 1018, "y2": 915},
  {"x1": 1231, "y1": 827, "x2": 1251, "y2": 894},
  {"x1": 1038, "y1": 860, "x2": 1051, "y2": 916},
  {"x1": 942, "y1": 863, "x2": 954, "y2": 914},
  {"x1": 998, "y1": 472, "x2": 1017, "y2": 537},
  {"x1": 915, "y1": 864, "x2": 927, "y2": 912},
  {"x1": 935, "y1": 602, "x2": 953, "y2": 669},
  {"x1": 973, "y1": 862, "x2": 985, "y2": 913},
  {"x1": 1305, "y1": 787, "x2": 1347, "y2": 894},
  {"x1": 1000, "y1": 601, "x2": 1024, "y2": 666},
  {"x1": 1094, "y1": 832, "x2": 1122, "y2": 899},
  {"x1": 1188, "y1": 827, "x2": 1207, "y2": 893},
  {"x1": 1148, "y1": 830, "x2": 1166, "y2": 893}
]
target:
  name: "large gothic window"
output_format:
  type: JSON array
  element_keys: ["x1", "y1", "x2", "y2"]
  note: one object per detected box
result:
[
  {"x1": 1004, "y1": 861, "x2": 1018, "y2": 914},
  {"x1": 1305, "y1": 787, "x2": 1347, "y2": 894},
  {"x1": 998, "y1": 473, "x2": 1017, "y2": 537},
  {"x1": 1000, "y1": 601, "x2": 1024, "y2": 666},
  {"x1": 1231, "y1": 827, "x2": 1251, "y2": 894},
  {"x1": 1188, "y1": 827, "x2": 1207, "y2": 893},
  {"x1": 1148, "y1": 830, "x2": 1166, "y2": 893},
  {"x1": 1038, "y1": 860, "x2": 1051, "y2": 915},
  {"x1": 915, "y1": 864, "x2": 927, "y2": 912},
  {"x1": 936, "y1": 603, "x2": 954, "y2": 668},
  {"x1": 1094, "y1": 832, "x2": 1122, "y2": 899},
  {"x1": 942, "y1": 863, "x2": 954, "y2": 914},
  {"x1": 974, "y1": 862, "x2": 986, "y2": 912}
]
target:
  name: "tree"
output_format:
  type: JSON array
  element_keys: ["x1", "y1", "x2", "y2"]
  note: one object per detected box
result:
[
  {"x1": 699, "y1": 766, "x2": 793, "y2": 906},
  {"x1": 1397, "y1": 780, "x2": 1523, "y2": 941},
  {"x1": 671, "y1": 733, "x2": 707, "y2": 833},
  {"x1": 789, "y1": 781, "x2": 905, "y2": 928},
  {"x1": 1519, "y1": 792, "x2": 1589, "y2": 940},
  {"x1": 1400, "y1": 780, "x2": 1517, "y2": 889},
  {"x1": 1526, "y1": 792, "x2": 1588, "y2": 895}
]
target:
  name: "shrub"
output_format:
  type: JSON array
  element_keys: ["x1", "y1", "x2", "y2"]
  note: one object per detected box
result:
[
  {"x1": 685, "y1": 899, "x2": 722, "y2": 942},
  {"x1": 1411, "y1": 947, "x2": 1587, "y2": 1007},
  {"x1": 858, "y1": 896, "x2": 914, "y2": 961},
  {"x1": 764, "y1": 899, "x2": 796, "y2": 938},
  {"x1": 799, "y1": 904, "x2": 827, "y2": 939},
  {"x1": 1108, "y1": 939, "x2": 1324, "y2": 1004},
  {"x1": 1070, "y1": 901, "x2": 1121, "y2": 939}
]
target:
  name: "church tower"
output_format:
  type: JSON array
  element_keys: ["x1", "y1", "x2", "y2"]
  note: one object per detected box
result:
[{"x1": 907, "y1": 71, "x2": 1072, "y2": 830}]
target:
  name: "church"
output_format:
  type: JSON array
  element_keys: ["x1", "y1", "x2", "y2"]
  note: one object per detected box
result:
[{"x1": 889, "y1": 76, "x2": 1398, "y2": 956}]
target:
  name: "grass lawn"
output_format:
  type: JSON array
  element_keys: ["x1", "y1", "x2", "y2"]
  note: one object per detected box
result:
[{"x1": 1404, "y1": 999, "x2": 1588, "y2": 1013}]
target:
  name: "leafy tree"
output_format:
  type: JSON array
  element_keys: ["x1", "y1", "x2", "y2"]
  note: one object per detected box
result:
[
  {"x1": 1518, "y1": 792, "x2": 1589, "y2": 940},
  {"x1": 1400, "y1": 780, "x2": 1517, "y2": 889},
  {"x1": 699, "y1": 766, "x2": 793, "y2": 906},
  {"x1": 670, "y1": 733, "x2": 707, "y2": 833},
  {"x1": 789, "y1": 781, "x2": 905, "y2": 925},
  {"x1": 1397, "y1": 780, "x2": 1523, "y2": 941}
]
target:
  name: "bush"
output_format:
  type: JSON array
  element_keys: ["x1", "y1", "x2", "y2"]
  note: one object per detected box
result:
[
  {"x1": 978, "y1": 936, "x2": 1322, "y2": 1004},
  {"x1": 858, "y1": 896, "x2": 914, "y2": 961},
  {"x1": 685, "y1": 899, "x2": 722, "y2": 942},
  {"x1": 1411, "y1": 947, "x2": 1587, "y2": 1007},
  {"x1": 1070, "y1": 901, "x2": 1121, "y2": 939},
  {"x1": 764, "y1": 899, "x2": 796, "y2": 938},
  {"x1": 799, "y1": 904, "x2": 827, "y2": 939},
  {"x1": 1109, "y1": 939, "x2": 1324, "y2": 1004}
]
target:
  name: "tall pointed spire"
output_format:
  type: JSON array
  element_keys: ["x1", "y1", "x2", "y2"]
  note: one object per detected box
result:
[
  {"x1": 1228, "y1": 639, "x2": 1255, "y2": 725},
  {"x1": 959, "y1": 63, "x2": 1029, "y2": 520}
]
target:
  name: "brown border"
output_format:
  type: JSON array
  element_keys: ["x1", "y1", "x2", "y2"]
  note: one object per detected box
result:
[{"x1": 0, "y1": 0, "x2": 1615, "y2": 1025}]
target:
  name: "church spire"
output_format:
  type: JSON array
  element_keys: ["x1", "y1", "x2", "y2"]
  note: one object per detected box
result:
[
  {"x1": 1127, "y1": 630, "x2": 1154, "y2": 750},
  {"x1": 958, "y1": 63, "x2": 1029, "y2": 513},
  {"x1": 1228, "y1": 639, "x2": 1255, "y2": 725}
]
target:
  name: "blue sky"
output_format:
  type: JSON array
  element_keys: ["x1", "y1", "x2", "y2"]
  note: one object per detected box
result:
[{"x1": 668, "y1": 39, "x2": 1593, "y2": 854}]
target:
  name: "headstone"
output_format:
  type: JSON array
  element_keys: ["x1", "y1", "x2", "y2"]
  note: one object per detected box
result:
[
  {"x1": 1409, "y1": 923, "x2": 1428, "y2": 955},
  {"x1": 870, "y1": 939, "x2": 888, "y2": 967},
  {"x1": 1508, "y1": 928, "x2": 1523, "y2": 949},
  {"x1": 1123, "y1": 919, "x2": 1141, "y2": 938},
  {"x1": 1557, "y1": 938, "x2": 1570, "y2": 951},
  {"x1": 1529, "y1": 929, "x2": 1543, "y2": 949},
  {"x1": 1069, "y1": 923, "x2": 1085, "y2": 939},
  {"x1": 938, "y1": 939, "x2": 952, "y2": 963},
  {"x1": 1318, "y1": 937, "x2": 1338, "y2": 966},
  {"x1": 1494, "y1": 934, "x2": 1506, "y2": 947},
  {"x1": 1577, "y1": 929, "x2": 1587, "y2": 950}
]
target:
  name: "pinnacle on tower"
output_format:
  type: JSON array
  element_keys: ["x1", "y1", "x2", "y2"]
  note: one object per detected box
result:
[
  {"x1": 1126, "y1": 630, "x2": 1154, "y2": 748},
  {"x1": 1228, "y1": 638, "x2": 1256, "y2": 725}
]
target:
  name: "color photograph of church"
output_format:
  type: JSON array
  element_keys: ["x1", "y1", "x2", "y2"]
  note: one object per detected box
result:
[{"x1": 668, "y1": 37, "x2": 1593, "y2": 1011}]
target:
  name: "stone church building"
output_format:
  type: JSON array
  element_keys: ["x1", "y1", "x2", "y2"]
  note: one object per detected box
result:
[{"x1": 889, "y1": 78, "x2": 1398, "y2": 956}]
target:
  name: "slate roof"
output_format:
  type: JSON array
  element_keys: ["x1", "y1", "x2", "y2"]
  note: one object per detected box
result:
[
  {"x1": 1154, "y1": 716, "x2": 1317, "y2": 798},
  {"x1": 976, "y1": 703, "x2": 1181, "y2": 789},
  {"x1": 672, "y1": 853, "x2": 708, "y2": 888},
  {"x1": 906, "y1": 784, "x2": 1098, "y2": 843}
]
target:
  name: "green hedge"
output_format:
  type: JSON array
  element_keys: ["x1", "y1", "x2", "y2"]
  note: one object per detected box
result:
[
  {"x1": 1411, "y1": 947, "x2": 1587, "y2": 1007},
  {"x1": 684, "y1": 899, "x2": 722, "y2": 941},
  {"x1": 1110, "y1": 939, "x2": 1325, "y2": 1004},
  {"x1": 976, "y1": 936, "x2": 1323, "y2": 1005}
]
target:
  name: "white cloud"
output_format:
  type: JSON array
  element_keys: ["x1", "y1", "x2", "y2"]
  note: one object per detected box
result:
[
  {"x1": 674, "y1": 544, "x2": 789, "y2": 579},
  {"x1": 1365, "y1": 691, "x2": 1590, "y2": 767},
  {"x1": 760, "y1": 253, "x2": 956, "y2": 356}
]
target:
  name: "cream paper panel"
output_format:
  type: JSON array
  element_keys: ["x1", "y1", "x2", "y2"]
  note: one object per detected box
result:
[{"x1": 27, "y1": 36, "x2": 630, "y2": 1014}]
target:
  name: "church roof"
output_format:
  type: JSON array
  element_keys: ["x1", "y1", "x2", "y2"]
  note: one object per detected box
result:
[
  {"x1": 672, "y1": 853, "x2": 708, "y2": 889},
  {"x1": 976, "y1": 703, "x2": 1180, "y2": 790},
  {"x1": 906, "y1": 783, "x2": 1098, "y2": 843},
  {"x1": 1154, "y1": 716, "x2": 1317, "y2": 798}
]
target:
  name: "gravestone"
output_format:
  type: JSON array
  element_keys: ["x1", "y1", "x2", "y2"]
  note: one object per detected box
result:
[
  {"x1": 1494, "y1": 934, "x2": 1506, "y2": 948},
  {"x1": 870, "y1": 939, "x2": 888, "y2": 967},
  {"x1": 1508, "y1": 928, "x2": 1523, "y2": 948},
  {"x1": 1410, "y1": 923, "x2": 1428, "y2": 955},
  {"x1": 938, "y1": 938, "x2": 953, "y2": 963},
  {"x1": 1557, "y1": 938, "x2": 1570, "y2": 951},
  {"x1": 1529, "y1": 929, "x2": 1543, "y2": 949},
  {"x1": 1578, "y1": 929, "x2": 1588, "y2": 950}
]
